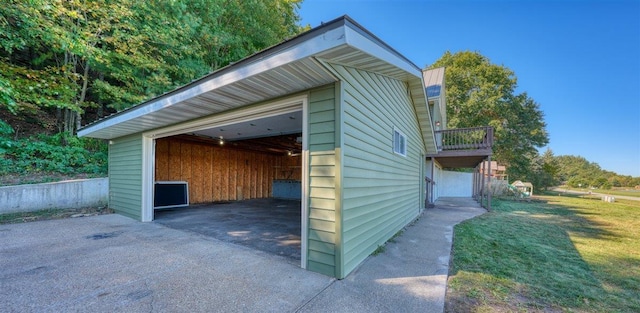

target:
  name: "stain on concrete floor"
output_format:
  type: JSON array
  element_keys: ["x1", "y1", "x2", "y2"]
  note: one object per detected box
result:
[{"x1": 154, "y1": 198, "x2": 302, "y2": 260}]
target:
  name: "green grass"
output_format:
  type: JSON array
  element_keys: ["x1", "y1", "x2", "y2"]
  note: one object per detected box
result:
[
  {"x1": 559, "y1": 186, "x2": 640, "y2": 198},
  {"x1": 0, "y1": 207, "x2": 112, "y2": 224},
  {"x1": 593, "y1": 189, "x2": 640, "y2": 198},
  {"x1": 371, "y1": 245, "x2": 386, "y2": 256},
  {"x1": 446, "y1": 195, "x2": 640, "y2": 312},
  {"x1": 371, "y1": 228, "x2": 407, "y2": 256}
]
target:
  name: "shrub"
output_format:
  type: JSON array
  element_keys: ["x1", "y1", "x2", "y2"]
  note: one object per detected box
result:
[{"x1": 0, "y1": 124, "x2": 107, "y2": 178}]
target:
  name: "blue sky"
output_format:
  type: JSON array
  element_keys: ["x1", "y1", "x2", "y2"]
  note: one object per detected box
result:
[{"x1": 298, "y1": 0, "x2": 640, "y2": 177}]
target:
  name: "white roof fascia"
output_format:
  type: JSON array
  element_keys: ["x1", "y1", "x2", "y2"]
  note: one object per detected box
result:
[
  {"x1": 342, "y1": 23, "x2": 432, "y2": 152},
  {"x1": 343, "y1": 23, "x2": 422, "y2": 79},
  {"x1": 78, "y1": 16, "x2": 429, "y2": 140},
  {"x1": 416, "y1": 76, "x2": 438, "y2": 153},
  {"x1": 78, "y1": 26, "x2": 348, "y2": 138}
]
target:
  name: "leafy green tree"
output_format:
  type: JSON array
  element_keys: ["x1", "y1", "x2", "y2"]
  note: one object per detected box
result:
[
  {"x1": 429, "y1": 51, "x2": 549, "y2": 180},
  {"x1": 0, "y1": 0, "x2": 304, "y2": 179},
  {"x1": 555, "y1": 155, "x2": 602, "y2": 184},
  {"x1": 591, "y1": 176, "x2": 609, "y2": 189},
  {"x1": 0, "y1": 0, "x2": 303, "y2": 133},
  {"x1": 552, "y1": 154, "x2": 640, "y2": 188},
  {"x1": 567, "y1": 176, "x2": 590, "y2": 189},
  {"x1": 521, "y1": 149, "x2": 557, "y2": 191},
  {"x1": 527, "y1": 148, "x2": 559, "y2": 190}
]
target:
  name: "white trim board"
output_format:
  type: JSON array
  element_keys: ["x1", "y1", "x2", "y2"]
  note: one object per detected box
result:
[
  {"x1": 143, "y1": 95, "x2": 307, "y2": 140},
  {"x1": 77, "y1": 27, "x2": 346, "y2": 138}
]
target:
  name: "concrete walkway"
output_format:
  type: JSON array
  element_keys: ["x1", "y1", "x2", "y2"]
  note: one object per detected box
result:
[
  {"x1": 0, "y1": 197, "x2": 484, "y2": 313},
  {"x1": 299, "y1": 197, "x2": 486, "y2": 312}
]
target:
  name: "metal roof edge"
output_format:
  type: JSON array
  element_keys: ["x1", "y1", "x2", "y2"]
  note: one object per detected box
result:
[
  {"x1": 78, "y1": 17, "x2": 350, "y2": 137},
  {"x1": 342, "y1": 16, "x2": 421, "y2": 73},
  {"x1": 78, "y1": 15, "x2": 424, "y2": 138}
]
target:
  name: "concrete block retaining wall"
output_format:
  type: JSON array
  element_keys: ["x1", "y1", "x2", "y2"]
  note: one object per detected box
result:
[{"x1": 0, "y1": 178, "x2": 108, "y2": 214}]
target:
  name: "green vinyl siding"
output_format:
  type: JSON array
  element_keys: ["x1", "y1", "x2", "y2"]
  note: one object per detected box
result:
[
  {"x1": 328, "y1": 64, "x2": 425, "y2": 275},
  {"x1": 108, "y1": 134, "x2": 143, "y2": 220},
  {"x1": 306, "y1": 84, "x2": 339, "y2": 277}
]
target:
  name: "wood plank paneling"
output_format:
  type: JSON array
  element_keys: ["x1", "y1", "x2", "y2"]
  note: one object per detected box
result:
[
  {"x1": 203, "y1": 145, "x2": 213, "y2": 201},
  {"x1": 221, "y1": 148, "x2": 229, "y2": 201},
  {"x1": 155, "y1": 140, "x2": 169, "y2": 181},
  {"x1": 192, "y1": 145, "x2": 204, "y2": 202},
  {"x1": 168, "y1": 140, "x2": 181, "y2": 179},
  {"x1": 155, "y1": 137, "x2": 299, "y2": 204},
  {"x1": 181, "y1": 143, "x2": 192, "y2": 181},
  {"x1": 229, "y1": 149, "x2": 237, "y2": 200}
]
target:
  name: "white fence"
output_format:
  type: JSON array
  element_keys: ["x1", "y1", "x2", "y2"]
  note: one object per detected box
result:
[
  {"x1": 0, "y1": 178, "x2": 108, "y2": 214},
  {"x1": 439, "y1": 171, "x2": 473, "y2": 197}
]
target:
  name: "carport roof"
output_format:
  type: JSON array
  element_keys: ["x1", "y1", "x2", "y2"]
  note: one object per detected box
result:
[{"x1": 78, "y1": 15, "x2": 435, "y2": 151}]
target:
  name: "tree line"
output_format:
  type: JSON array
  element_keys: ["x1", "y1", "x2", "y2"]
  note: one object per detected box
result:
[
  {"x1": 429, "y1": 51, "x2": 639, "y2": 189},
  {"x1": 0, "y1": 0, "x2": 304, "y2": 134},
  {"x1": 2, "y1": 3, "x2": 635, "y2": 188},
  {"x1": 0, "y1": 0, "x2": 303, "y2": 181},
  {"x1": 539, "y1": 152, "x2": 640, "y2": 189}
]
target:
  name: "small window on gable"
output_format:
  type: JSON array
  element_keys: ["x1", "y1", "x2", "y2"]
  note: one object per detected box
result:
[{"x1": 393, "y1": 128, "x2": 407, "y2": 156}]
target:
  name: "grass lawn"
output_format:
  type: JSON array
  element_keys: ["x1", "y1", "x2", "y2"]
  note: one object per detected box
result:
[
  {"x1": 558, "y1": 186, "x2": 640, "y2": 198},
  {"x1": 445, "y1": 193, "x2": 639, "y2": 312},
  {"x1": 0, "y1": 206, "x2": 112, "y2": 224}
]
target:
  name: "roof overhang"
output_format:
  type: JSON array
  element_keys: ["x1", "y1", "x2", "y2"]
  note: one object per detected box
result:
[
  {"x1": 429, "y1": 153, "x2": 492, "y2": 168},
  {"x1": 423, "y1": 67, "x2": 447, "y2": 129},
  {"x1": 78, "y1": 16, "x2": 436, "y2": 152}
]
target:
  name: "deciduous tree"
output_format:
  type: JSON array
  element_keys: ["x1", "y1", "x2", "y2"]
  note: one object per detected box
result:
[
  {"x1": 0, "y1": 0, "x2": 303, "y2": 133},
  {"x1": 429, "y1": 51, "x2": 549, "y2": 180}
]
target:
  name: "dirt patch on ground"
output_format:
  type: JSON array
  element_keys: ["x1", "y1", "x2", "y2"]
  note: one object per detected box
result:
[
  {"x1": 0, "y1": 206, "x2": 113, "y2": 225},
  {"x1": 0, "y1": 173, "x2": 102, "y2": 186},
  {"x1": 0, "y1": 107, "x2": 58, "y2": 139},
  {"x1": 444, "y1": 276, "x2": 565, "y2": 313}
]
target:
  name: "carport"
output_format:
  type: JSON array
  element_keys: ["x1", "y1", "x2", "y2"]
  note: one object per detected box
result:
[
  {"x1": 78, "y1": 16, "x2": 435, "y2": 278},
  {"x1": 146, "y1": 96, "x2": 309, "y2": 263}
]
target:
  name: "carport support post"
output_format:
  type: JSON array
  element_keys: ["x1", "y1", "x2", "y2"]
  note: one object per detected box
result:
[
  {"x1": 475, "y1": 164, "x2": 480, "y2": 200},
  {"x1": 472, "y1": 164, "x2": 476, "y2": 200},
  {"x1": 476, "y1": 164, "x2": 480, "y2": 200},
  {"x1": 481, "y1": 160, "x2": 486, "y2": 208},
  {"x1": 473, "y1": 164, "x2": 478, "y2": 200},
  {"x1": 141, "y1": 135, "x2": 155, "y2": 222},
  {"x1": 430, "y1": 157, "x2": 435, "y2": 205},
  {"x1": 487, "y1": 156, "x2": 491, "y2": 211}
]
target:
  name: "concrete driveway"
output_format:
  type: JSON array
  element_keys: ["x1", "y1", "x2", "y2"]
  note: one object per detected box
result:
[{"x1": 0, "y1": 198, "x2": 485, "y2": 313}]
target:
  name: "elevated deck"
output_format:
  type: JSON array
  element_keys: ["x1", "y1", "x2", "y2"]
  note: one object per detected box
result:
[
  {"x1": 426, "y1": 126, "x2": 493, "y2": 168},
  {"x1": 426, "y1": 126, "x2": 495, "y2": 210}
]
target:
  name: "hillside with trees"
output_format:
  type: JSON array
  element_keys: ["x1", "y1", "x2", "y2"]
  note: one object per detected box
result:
[
  {"x1": 555, "y1": 154, "x2": 640, "y2": 189},
  {"x1": 1, "y1": 4, "x2": 637, "y2": 188},
  {"x1": 0, "y1": 0, "x2": 304, "y2": 184}
]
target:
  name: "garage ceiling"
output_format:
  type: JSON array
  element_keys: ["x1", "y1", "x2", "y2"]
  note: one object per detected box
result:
[
  {"x1": 174, "y1": 132, "x2": 302, "y2": 155},
  {"x1": 191, "y1": 111, "x2": 302, "y2": 142}
]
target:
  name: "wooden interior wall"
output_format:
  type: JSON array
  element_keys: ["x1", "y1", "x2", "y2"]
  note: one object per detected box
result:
[{"x1": 155, "y1": 137, "x2": 301, "y2": 204}]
